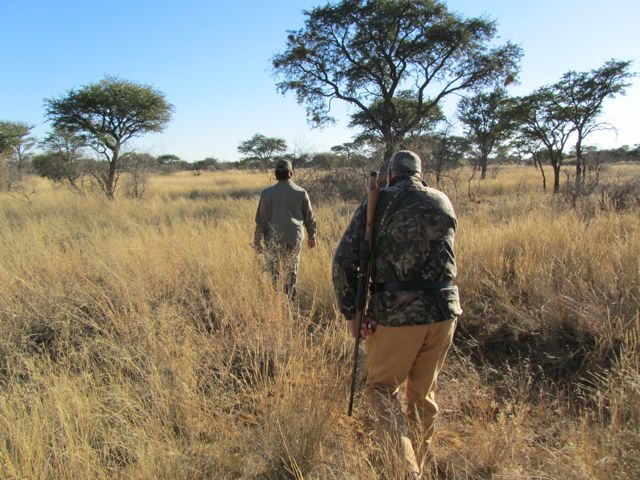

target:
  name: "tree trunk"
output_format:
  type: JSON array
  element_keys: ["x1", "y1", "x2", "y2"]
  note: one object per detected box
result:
[
  {"x1": 479, "y1": 143, "x2": 492, "y2": 180},
  {"x1": 575, "y1": 136, "x2": 584, "y2": 187},
  {"x1": 383, "y1": 140, "x2": 395, "y2": 165},
  {"x1": 106, "y1": 147, "x2": 119, "y2": 200},
  {"x1": 480, "y1": 154, "x2": 488, "y2": 180},
  {"x1": 378, "y1": 137, "x2": 397, "y2": 184},
  {"x1": 552, "y1": 163, "x2": 561, "y2": 194},
  {"x1": 534, "y1": 156, "x2": 547, "y2": 192}
]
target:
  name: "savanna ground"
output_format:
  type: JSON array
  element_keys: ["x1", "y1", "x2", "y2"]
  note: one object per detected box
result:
[{"x1": 0, "y1": 164, "x2": 638, "y2": 479}]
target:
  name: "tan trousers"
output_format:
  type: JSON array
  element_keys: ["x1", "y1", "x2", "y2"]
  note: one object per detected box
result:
[{"x1": 365, "y1": 319, "x2": 456, "y2": 475}]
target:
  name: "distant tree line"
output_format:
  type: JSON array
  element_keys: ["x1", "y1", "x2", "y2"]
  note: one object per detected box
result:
[{"x1": 1, "y1": 0, "x2": 637, "y2": 200}]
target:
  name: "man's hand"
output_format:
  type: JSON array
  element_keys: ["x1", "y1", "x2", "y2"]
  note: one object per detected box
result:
[
  {"x1": 347, "y1": 317, "x2": 377, "y2": 340},
  {"x1": 307, "y1": 238, "x2": 316, "y2": 249}
]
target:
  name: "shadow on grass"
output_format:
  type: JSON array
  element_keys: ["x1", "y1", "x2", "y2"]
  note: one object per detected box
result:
[
  {"x1": 164, "y1": 188, "x2": 263, "y2": 202},
  {"x1": 454, "y1": 317, "x2": 623, "y2": 407}
]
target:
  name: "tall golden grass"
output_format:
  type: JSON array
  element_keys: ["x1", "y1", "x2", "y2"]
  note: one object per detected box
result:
[{"x1": 0, "y1": 165, "x2": 638, "y2": 479}]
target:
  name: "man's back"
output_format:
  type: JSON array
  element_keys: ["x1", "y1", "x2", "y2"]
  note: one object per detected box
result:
[
  {"x1": 369, "y1": 176, "x2": 461, "y2": 326},
  {"x1": 255, "y1": 180, "x2": 316, "y2": 248},
  {"x1": 333, "y1": 175, "x2": 462, "y2": 327}
]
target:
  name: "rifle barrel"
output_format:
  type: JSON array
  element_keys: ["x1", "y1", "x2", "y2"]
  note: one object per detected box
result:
[{"x1": 347, "y1": 171, "x2": 380, "y2": 416}]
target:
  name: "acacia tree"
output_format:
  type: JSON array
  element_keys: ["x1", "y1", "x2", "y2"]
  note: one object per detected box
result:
[
  {"x1": 156, "y1": 154, "x2": 187, "y2": 173},
  {"x1": 515, "y1": 89, "x2": 575, "y2": 193},
  {"x1": 237, "y1": 133, "x2": 287, "y2": 172},
  {"x1": 192, "y1": 157, "x2": 220, "y2": 175},
  {"x1": 458, "y1": 88, "x2": 515, "y2": 179},
  {"x1": 45, "y1": 77, "x2": 173, "y2": 199},
  {"x1": 0, "y1": 121, "x2": 36, "y2": 171},
  {"x1": 0, "y1": 122, "x2": 20, "y2": 156},
  {"x1": 555, "y1": 59, "x2": 634, "y2": 184},
  {"x1": 332, "y1": 140, "x2": 367, "y2": 164},
  {"x1": 0, "y1": 123, "x2": 16, "y2": 191},
  {"x1": 273, "y1": 0, "x2": 521, "y2": 164}
]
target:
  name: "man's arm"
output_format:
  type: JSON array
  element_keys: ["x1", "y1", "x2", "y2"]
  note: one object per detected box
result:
[
  {"x1": 332, "y1": 199, "x2": 367, "y2": 320},
  {"x1": 253, "y1": 194, "x2": 269, "y2": 250},
  {"x1": 302, "y1": 191, "x2": 317, "y2": 242}
]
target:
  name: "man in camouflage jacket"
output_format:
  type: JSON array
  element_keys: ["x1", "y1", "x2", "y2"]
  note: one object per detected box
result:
[
  {"x1": 254, "y1": 159, "x2": 317, "y2": 299},
  {"x1": 333, "y1": 150, "x2": 462, "y2": 478}
]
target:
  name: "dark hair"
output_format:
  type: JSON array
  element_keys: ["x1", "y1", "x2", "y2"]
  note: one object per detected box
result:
[{"x1": 275, "y1": 169, "x2": 292, "y2": 181}]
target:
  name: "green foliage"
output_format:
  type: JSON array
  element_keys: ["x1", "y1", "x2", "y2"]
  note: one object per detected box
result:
[
  {"x1": 273, "y1": 0, "x2": 521, "y2": 160},
  {"x1": 191, "y1": 157, "x2": 220, "y2": 175},
  {"x1": 557, "y1": 59, "x2": 634, "y2": 135},
  {"x1": 32, "y1": 152, "x2": 90, "y2": 184},
  {"x1": 155, "y1": 154, "x2": 190, "y2": 174},
  {"x1": 350, "y1": 91, "x2": 444, "y2": 144},
  {"x1": 45, "y1": 77, "x2": 173, "y2": 150},
  {"x1": 32, "y1": 126, "x2": 91, "y2": 189},
  {"x1": 0, "y1": 121, "x2": 36, "y2": 170},
  {"x1": 156, "y1": 154, "x2": 182, "y2": 165},
  {"x1": 1, "y1": 121, "x2": 27, "y2": 152}
]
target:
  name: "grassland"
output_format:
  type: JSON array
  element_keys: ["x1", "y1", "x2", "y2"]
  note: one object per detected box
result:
[{"x1": 0, "y1": 165, "x2": 638, "y2": 479}]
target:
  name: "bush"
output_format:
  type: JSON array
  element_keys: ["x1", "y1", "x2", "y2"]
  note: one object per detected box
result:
[
  {"x1": 295, "y1": 167, "x2": 367, "y2": 202},
  {"x1": 599, "y1": 178, "x2": 640, "y2": 212}
]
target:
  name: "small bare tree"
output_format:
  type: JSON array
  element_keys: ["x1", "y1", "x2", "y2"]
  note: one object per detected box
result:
[
  {"x1": 409, "y1": 127, "x2": 468, "y2": 187},
  {"x1": 33, "y1": 127, "x2": 91, "y2": 192},
  {"x1": 511, "y1": 135, "x2": 548, "y2": 192},
  {"x1": 121, "y1": 152, "x2": 154, "y2": 199}
]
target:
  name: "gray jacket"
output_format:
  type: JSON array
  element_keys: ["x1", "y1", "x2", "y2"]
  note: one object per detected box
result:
[{"x1": 254, "y1": 180, "x2": 317, "y2": 248}]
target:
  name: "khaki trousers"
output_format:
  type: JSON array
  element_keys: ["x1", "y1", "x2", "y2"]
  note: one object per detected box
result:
[{"x1": 365, "y1": 319, "x2": 456, "y2": 474}]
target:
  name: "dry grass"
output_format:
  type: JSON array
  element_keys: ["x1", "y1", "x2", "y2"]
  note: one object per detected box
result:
[{"x1": 0, "y1": 166, "x2": 638, "y2": 479}]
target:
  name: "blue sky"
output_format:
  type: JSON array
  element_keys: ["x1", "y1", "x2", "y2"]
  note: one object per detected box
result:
[{"x1": 2, "y1": 0, "x2": 639, "y2": 162}]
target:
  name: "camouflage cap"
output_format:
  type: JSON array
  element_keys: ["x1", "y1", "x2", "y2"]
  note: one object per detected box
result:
[
  {"x1": 389, "y1": 150, "x2": 421, "y2": 174},
  {"x1": 275, "y1": 159, "x2": 293, "y2": 172}
]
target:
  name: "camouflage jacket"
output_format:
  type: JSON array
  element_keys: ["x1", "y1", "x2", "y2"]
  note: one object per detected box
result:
[
  {"x1": 332, "y1": 175, "x2": 462, "y2": 326},
  {"x1": 254, "y1": 180, "x2": 317, "y2": 249}
]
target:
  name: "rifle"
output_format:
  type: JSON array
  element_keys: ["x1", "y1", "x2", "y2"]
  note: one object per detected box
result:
[{"x1": 348, "y1": 170, "x2": 380, "y2": 416}]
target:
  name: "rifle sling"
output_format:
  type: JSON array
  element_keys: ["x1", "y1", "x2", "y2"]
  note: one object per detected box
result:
[{"x1": 371, "y1": 280, "x2": 453, "y2": 294}]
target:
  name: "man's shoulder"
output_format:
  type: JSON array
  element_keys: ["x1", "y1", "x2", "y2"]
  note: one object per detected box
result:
[
  {"x1": 260, "y1": 183, "x2": 280, "y2": 196},
  {"x1": 287, "y1": 181, "x2": 308, "y2": 194},
  {"x1": 423, "y1": 187, "x2": 455, "y2": 214},
  {"x1": 261, "y1": 181, "x2": 309, "y2": 200},
  {"x1": 404, "y1": 186, "x2": 455, "y2": 214},
  {"x1": 380, "y1": 184, "x2": 456, "y2": 223},
  {"x1": 424, "y1": 186, "x2": 451, "y2": 201},
  {"x1": 381, "y1": 183, "x2": 452, "y2": 204}
]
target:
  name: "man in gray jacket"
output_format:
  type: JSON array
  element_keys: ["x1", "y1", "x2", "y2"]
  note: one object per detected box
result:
[{"x1": 253, "y1": 160, "x2": 317, "y2": 299}]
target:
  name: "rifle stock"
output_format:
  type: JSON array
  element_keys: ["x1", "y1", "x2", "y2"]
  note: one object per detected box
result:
[{"x1": 348, "y1": 171, "x2": 380, "y2": 416}]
